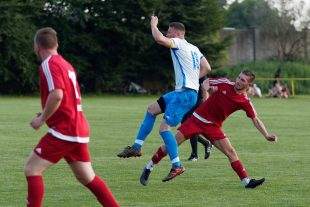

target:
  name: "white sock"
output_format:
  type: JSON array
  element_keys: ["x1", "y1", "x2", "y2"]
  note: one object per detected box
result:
[
  {"x1": 241, "y1": 177, "x2": 251, "y2": 186},
  {"x1": 146, "y1": 160, "x2": 154, "y2": 171}
]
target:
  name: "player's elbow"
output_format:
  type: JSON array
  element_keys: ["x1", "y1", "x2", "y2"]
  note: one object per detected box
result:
[
  {"x1": 51, "y1": 89, "x2": 63, "y2": 102},
  {"x1": 154, "y1": 37, "x2": 166, "y2": 45},
  {"x1": 206, "y1": 65, "x2": 212, "y2": 73},
  {"x1": 200, "y1": 59, "x2": 211, "y2": 76}
]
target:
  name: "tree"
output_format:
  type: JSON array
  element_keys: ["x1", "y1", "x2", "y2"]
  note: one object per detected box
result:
[
  {"x1": 226, "y1": 0, "x2": 308, "y2": 61},
  {"x1": 0, "y1": 0, "x2": 229, "y2": 94},
  {"x1": 36, "y1": 0, "x2": 229, "y2": 92},
  {"x1": 0, "y1": 0, "x2": 43, "y2": 94}
]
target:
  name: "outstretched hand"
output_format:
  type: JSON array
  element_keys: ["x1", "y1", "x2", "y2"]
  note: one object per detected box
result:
[
  {"x1": 150, "y1": 15, "x2": 158, "y2": 27},
  {"x1": 202, "y1": 79, "x2": 210, "y2": 91},
  {"x1": 265, "y1": 133, "x2": 278, "y2": 142}
]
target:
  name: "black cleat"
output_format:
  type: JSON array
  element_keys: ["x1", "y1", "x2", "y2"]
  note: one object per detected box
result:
[
  {"x1": 140, "y1": 167, "x2": 151, "y2": 186},
  {"x1": 162, "y1": 166, "x2": 185, "y2": 182},
  {"x1": 245, "y1": 178, "x2": 265, "y2": 189},
  {"x1": 197, "y1": 135, "x2": 213, "y2": 160},
  {"x1": 117, "y1": 146, "x2": 142, "y2": 158},
  {"x1": 187, "y1": 154, "x2": 198, "y2": 162},
  {"x1": 204, "y1": 140, "x2": 212, "y2": 160}
]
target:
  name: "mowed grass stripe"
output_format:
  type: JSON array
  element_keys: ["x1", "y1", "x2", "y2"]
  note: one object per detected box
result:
[{"x1": 0, "y1": 96, "x2": 309, "y2": 206}]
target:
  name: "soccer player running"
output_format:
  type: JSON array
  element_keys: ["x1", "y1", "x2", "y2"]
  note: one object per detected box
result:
[
  {"x1": 118, "y1": 15, "x2": 211, "y2": 179},
  {"x1": 140, "y1": 70, "x2": 278, "y2": 188},
  {"x1": 24, "y1": 27, "x2": 119, "y2": 207}
]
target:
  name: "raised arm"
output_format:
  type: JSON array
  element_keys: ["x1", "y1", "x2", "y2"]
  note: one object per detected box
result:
[
  {"x1": 150, "y1": 16, "x2": 173, "y2": 48},
  {"x1": 251, "y1": 116, "x2": 278, "y2": 142}
]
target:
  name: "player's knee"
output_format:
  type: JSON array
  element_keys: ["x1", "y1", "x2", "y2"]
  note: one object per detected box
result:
[
  {"x1": 24, "y1": 164, "x2": 31, "y2": 176},
  {"x1": 147, "y1": 102, "x2": 162, "y2": 115},
  {"x1": 75, "y1": 174, "x2": 94, "y2": 185},
  {"x1": 24, "y1": 163, "x2": 40, "y2": 176},
  {"x1": 176, "y1": 131, "x2": 185, "y2": 145},
  {"x1": 159, "y1": 125, "x2": 170, "y2": 132},
  {"x1": 147, "y1": 104, "x2": 157, "y2": 115}
]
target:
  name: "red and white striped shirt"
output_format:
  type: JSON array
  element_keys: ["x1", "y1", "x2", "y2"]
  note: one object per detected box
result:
[
  {"x1": 194, "y1": 78, "x2": 257, "y2": 127},
  {"x1": 39, "y1": 54, "x2": 90, "y2": 143}
]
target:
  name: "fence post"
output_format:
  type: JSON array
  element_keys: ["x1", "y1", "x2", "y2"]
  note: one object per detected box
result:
[{"x1": 291, "y1": 80, "x2": 295, "y2": 96}]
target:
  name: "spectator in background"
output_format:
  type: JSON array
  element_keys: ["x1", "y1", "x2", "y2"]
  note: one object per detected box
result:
[
  {"x1": 268, "y1": 79, "x2": 290, "y2": 98},
  {"x1": 247, "y1": 83, "x2": 262, "y2": 98},
  {"x1": 267, "y1": 67, "x2": 290, "y2": 98}
]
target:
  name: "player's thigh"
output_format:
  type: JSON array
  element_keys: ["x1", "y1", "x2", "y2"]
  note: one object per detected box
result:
[
  {"x1": 177, "y1": 117, "x2": 202, "y2": 141},
  {"x1": 163, "y1": 91, "x2": 197, "y2": 126},
  {"x1": 175, "y1": 130, "x2": 187, "y2": 145},
  {"x1": 213, "y1": 138, "x2": 239, "y2": 162},
  {"x1": 69, "y1": 161, "x2": 95, "y2": 185},
  {"x1": 24, "y1": 152, "x2": 54, "y2": 176}
]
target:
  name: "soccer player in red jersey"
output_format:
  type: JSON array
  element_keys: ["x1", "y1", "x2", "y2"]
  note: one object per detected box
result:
[
  {"x1": 24, "y1": 27, "x2": 119, "y2": 207},
  {"x1": 140, "y1": 70, "x2": 278, "y2": 188}
]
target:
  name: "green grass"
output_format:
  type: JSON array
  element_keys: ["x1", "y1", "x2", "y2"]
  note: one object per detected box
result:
[{"x1": 0, "y1": 95, "x2": 309, "y2": 207}]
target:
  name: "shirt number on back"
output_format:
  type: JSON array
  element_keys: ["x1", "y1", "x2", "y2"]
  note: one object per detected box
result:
[
  {"x1": 191, "y1": 51, "x2": 199, "y2": 70},
  {"x1": 68, "y1": 71, "x2": 83, "y2": 111},
  {"x1": 68, "y1": 71, "x2": 80, "y2": 99}
]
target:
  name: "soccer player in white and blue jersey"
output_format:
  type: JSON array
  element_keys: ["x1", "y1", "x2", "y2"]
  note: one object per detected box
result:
[{"x1": 118, "y1": 16, "x2": 211, "y2": 178}]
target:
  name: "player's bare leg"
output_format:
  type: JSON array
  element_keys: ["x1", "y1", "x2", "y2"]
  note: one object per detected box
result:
[
  {"x1": 213, "y1": 138, "x2": 265, "y2": 188},
  {"x1": 117, "y1": 101, "x2": 162, "y2": 158},
  {"x1": 69, "y1": 161, "x2": 119, "y2": 207},
  {"x1": 24, "y1": 152, "x2": 54, "y2": 207}
]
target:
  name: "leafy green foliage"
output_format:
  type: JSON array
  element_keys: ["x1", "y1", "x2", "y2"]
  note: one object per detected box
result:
[
  {"x1": 0, "y1": 1, "x2": 42, "y2": 94},
  {"x1": 0, "y1": 0, "x2": 227, "y2": 94}
]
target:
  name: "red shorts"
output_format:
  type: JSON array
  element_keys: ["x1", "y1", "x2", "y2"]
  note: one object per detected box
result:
[
  {"x1": 34, "y1": 133, "x2": 91, "y2": 163},
  {"x1": 178, "y1": 116, "x2": 226, "y2": 143}
]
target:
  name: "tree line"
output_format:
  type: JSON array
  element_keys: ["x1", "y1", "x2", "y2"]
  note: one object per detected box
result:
[
  {"x1": 0, "y1": 0, "x2": 228, "y2": 94},
  {"x1": 0, "y1": 0, "x2": 308, "y2": 94}
]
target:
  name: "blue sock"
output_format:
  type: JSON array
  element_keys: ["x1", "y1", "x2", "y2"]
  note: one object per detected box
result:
[
  {"x1": 132, "y1": 112, "x2": 156, "y2": 150},
  {"x1": 160, "y1": 131, "x2": 181, "y2": 168}
]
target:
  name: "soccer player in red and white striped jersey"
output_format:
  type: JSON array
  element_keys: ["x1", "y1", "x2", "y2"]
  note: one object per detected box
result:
[
  {"x1": 140, "y1": 71, "x2": 278, "y2": 188},
  {"x1": 24, "y1": 27, "x2": 119, "y2": 207}
]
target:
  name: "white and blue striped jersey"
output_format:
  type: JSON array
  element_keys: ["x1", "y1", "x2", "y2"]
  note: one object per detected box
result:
[{"x1": 170, "y1": 38, "x2": 203, "y2": 91}]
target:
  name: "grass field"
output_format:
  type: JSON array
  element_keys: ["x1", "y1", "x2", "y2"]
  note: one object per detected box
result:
[{"x1": 0, "y1": 95, "x2": 309, "y2": 207}]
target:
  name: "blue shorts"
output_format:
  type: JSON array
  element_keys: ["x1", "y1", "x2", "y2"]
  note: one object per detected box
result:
[{"x1": 160, "y1": 89, "x2": 198, "y2": 127}]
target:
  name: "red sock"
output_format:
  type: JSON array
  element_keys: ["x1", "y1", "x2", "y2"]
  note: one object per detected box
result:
[
  {"x1": 26, "y1": 176, "x2": 44, "y2": 207},
  {"x1": 85, "y1": 176, "x2": 119, "y2": 207},
  {"x1": 230, "y1": 160, "x2": 248, "y2": 180},
  {"x1": 151, "y1": 146, "x2": 167, "y2": 164}
]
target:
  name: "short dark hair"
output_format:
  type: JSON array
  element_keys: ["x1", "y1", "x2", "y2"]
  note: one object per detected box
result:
[
  {"x1": 169, "y1": 22, "x2": 185, "y2": 32},
  {"x1": 242, "y1": 70, "x2": 255, "y2": 83},
  {"x1": 34, "y1": 27, "x2": 58, "y2": 49}
]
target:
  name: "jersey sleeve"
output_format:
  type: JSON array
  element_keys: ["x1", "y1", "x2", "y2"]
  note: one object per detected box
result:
[
  {"x1": 197, "y1": 49, "x2": 204, "y2": 60},
  {"x1": 170, "y1": 38, "x2": 181, "y2": 49},
  {"x1": 41, "y1": 61, "x2": 65, "y2": 92},
  {"x1": 242, "y1": 100, "x2": 257, "y2": 118}
]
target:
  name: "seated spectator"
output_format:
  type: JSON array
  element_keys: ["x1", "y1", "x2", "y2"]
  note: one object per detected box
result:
[{"x1": 268, "y1": 79, "x2": 290, "y2": 98}]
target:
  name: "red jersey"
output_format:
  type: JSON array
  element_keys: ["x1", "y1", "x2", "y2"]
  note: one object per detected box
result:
[
  {"x1": 39, "y1": 54, "x2": 90, "y2": 143},
  {"x1": 194, "y1": 78, "x2": 256, "y2": 127}
]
